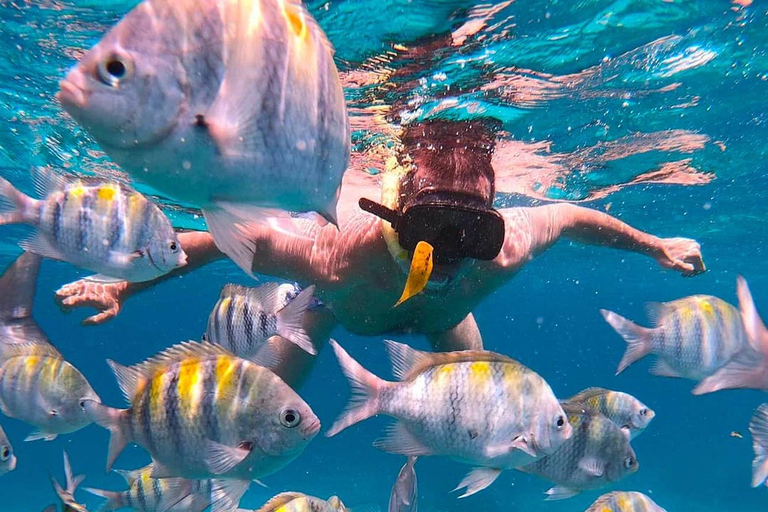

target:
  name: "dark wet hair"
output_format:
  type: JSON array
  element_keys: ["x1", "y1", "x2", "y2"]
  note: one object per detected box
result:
[{"x1": 398, "y1": 120, "x2": 499, "y2": 210}]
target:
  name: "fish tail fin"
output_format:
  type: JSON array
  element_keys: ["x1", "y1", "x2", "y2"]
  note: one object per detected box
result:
[
  {"x1": 693, "y1": 354, "x2": 766, "y2": 395},
  {"x1": 600, "y1": 309, "x2": 652, "y2": 374},
  {"x1": 83, "y1": 399, "x2": 130, "y2": 471},
  {"x1": 209, "y1": 479, "x2": 251, "y2": 512},
  {"x1": 276, "y1": 284, "x2": 316, "y2": 355},
  {"x1": 0, "y1": 176, "x2": 37, "y2": 225},
  {"x1": 83, "y1": 487, "x2": 124, "y2": 512},
  {"x1": 751, "y1": 404, "x2": 768, "y2": 487},
  {"x1": 327, "y1": 340, "x2": 388, "y2": 437},
  {"x1": 62, "y1": 451, "x2": 85, "y2": 494}
]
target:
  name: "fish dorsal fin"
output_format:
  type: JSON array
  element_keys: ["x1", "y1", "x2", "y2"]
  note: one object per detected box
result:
[
  {"x1": 114, "y1": 465, "x2": 148, "y2": 486},
  {"x1": 107, "y1": 359, "x2": 145, "y2": 403},
  {"x1": 327, "y1": 496, "x2": 345, "y2": 509},
  {"x1": 645, "y1": 301, "x2": 680, "y2": 324},
  {"x1": 564, "y1": 387, "x2": 609, "y2": 404},
  {"x1": 383, "y1": 340, "x2": 519, "y2": 381},
  {"x1": 0, "y1": 251, "x2": 41, "y2": 321},
  {"x1": 220, "y1": 283, "x2": 251, "y2": 298},
  {"x1": 255, "y1": 492, "x2": 306, "y2": 512},
  {"x1": 127, "y1": 341, "x2": 235, "y2": 379},
  {"x1": 588, "y1": 491, "x2": 619, "y2": 508},
  {"x1": 223, "y1": 282, "x2": 281, "y2": 306},
  {"x1": 0, "y1": 340, "x2": 61, "y2": 362},
  {"x1": 31, "y1": 167, "x2": 70, "y2": 197}
]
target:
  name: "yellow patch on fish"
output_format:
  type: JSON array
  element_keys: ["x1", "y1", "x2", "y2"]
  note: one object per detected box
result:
[
  {"x1": 127, "y1": 193, "x2": 145, "y2": 220},
  {"x1": 697, "y1": 297, "x2": 714, "y2": 317},
  {"x1": 394, "y1": 241, "x2": 433, "y2": 307},
  {"x1": 215, "y1": 356, "x2": 238, "y2": 399},
  {"x1": 149, "y1": 372, "x2": 166, "y2": 414},
  {"x1": 433, "y1": 365, "x2": 454, "y2": 384},
  {"x1": 468, "y1": 361, "x2": 491, "y2": 386},
  {"x1": 283, "y1": 4, "x2": 307, "y2": 40},
  {"x1": 24, "y1": 356, "x2": 40, "y2": 373},
  {"x1": 616, "y1": 494, "x2": 632, "y2": 512},
  {"x1": 68, "y1": 185, "x2": 85, "y2": 198},
  {"x1": 96, "y1": 185, "x2": 118, "y2": 202},
  {"x1": 177, "y1": 359, "x2": 204, "y2": 419}
]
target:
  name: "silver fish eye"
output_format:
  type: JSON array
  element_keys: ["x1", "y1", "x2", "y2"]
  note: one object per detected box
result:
[
  {"x1": 98, "y1": 52, "x2": 134, "y2": 87},
  {"x1": 280, "y1": 407, "x2": 301, "y2": 428},
  {"x1": 640, "y1": 408, "x2": 648, "y2": 417},
  {"x1": 624, "y1": 456, "x2": 635, "y2": 469},
  {"x1": 555, "y1": 414, "x2": 565, "y2": 429},
  {"x1": 0, "y1": 446, "x2": 9, "y2": 461},
  {"x1": 169, "y1": 241, "x2": 179, "y2": 253}
]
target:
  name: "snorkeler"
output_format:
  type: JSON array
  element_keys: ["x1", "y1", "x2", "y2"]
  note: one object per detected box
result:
[{"x1": 54, "y1": 118, "x2": 705, "y2": 386}]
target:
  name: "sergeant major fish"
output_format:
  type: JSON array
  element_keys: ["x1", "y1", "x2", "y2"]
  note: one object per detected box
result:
[
  {"x1": 520, "y1": 404, "x2": 638, "y2": 500},
  {"x1": 388, "y1": 457, "x2": 418, "y2": 512},
  {"x1": 601, "y1": 294, "x2": 749, "y2": 381},
  {"x1": 0, "y1": 252, "x2": 101, "y2": 441},
  {"x1": 0, "y1": 169, "x2": 186, "y2": 282},
  {"x1": 564, "y1": 387, "x2": 655, "y2": 439},
  {"x1": 252, "y1": 492, "x2": 348, "y2": 512},
  {"x1": 206, "y1": 282, "x2": 317, "y2": 356},
  {"x1": 84, "y1": 341, "x2": 320, "y2": 483},
  {"x1": 85, "y1": 463, "x2": 248, "y2": 512},
  {"x1": 0, "y1": 423, "x2": 16, "y2": 476},
  {"x1": 57, "y1": 0, "x2": 350, "y2": 276},
  {"x1": 585, "y1": 491, "x2": 668, "y2": 512},
  {"x1": 327, "y1": 340, "x2": 572, "y2": 497}
]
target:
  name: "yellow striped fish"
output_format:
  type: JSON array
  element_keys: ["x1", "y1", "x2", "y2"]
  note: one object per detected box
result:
[
  {"x1": 326, "y1": 340, "x2": 571, "y2": 498},
  {"x1": 585, "y1": 491, "x2": 668, "y2": 512},
  {"x1": 564, "y1": 387, "x2": 655, "y2": 439},
  {"x1": 0, "y1": 423, "x2": 15, "y2": 476},
  {"x1": 84, "y1": 341, "x2": 319, "y2": 484},
  {"x1": 602, "y1": 294, "x2": 749, "y2": 381},
  {"x1": 0, "y1": 168, "x2": 186, "y2": 282},
  {"x1": 58, "y1": 0, "x2": 350, "y2": 276},
  {"x1": 254, "y1": 492, "x2": 348, "y2": 512}
]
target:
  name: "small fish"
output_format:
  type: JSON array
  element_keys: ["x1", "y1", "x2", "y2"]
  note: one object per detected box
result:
[
  {"x1": 51, "y1": 451, "x2": 89, "y2": 512},
  {"x1": 731, "y1": 431, "x2": 743, "y2": 439},
  {"x1": 563, "y1": 387, "x2": 655, "y2": 439},
  {"x1": 388, "y1": 457, "x2": 418, "y2": 512},
  {"x1": 694, "y1": 277, "x2": 768, "y2": 394},
  {"x1": 58, "y1": 0, "x2": 350, "y2": 276},
  {"x1": 0, "y1": 169, "x2": 186, "y2": 282},
  {"x1": 0, "y1": 423, "x2": 16, "y2": 476},
  {"x1": 85, "y1": 463, "x2": 248, "y2": 512},
  {"x1": 601, "y1": 294, "x2": 749, "y2": 380},
  {"x1": 254, "y1": 492, "x2": 348, "y2": 512},
  {"x1": 521, "y1": 404, "x2": 639, "y2": 500},
  {"x1": 749, "y1": 403, "x2": 768, "y2": 487},
  {"x1": 85, "y1": 341, "x2": 319, "y2": 483},
  {"x1": 585, "y1": 491, "x2": 668, "y2": 512},
  {"x1": 327, "y1": 340, "x2": 572, "y2": 498},
  {"x1": 206, "y1": 282, "x2": 317, "y2": 356},
  {"x1": 395, "y1": 241, "x2": 433, "y2": 307},
  {"x1": 0, "y1": 252, "x2": 100, "y2": 441}
]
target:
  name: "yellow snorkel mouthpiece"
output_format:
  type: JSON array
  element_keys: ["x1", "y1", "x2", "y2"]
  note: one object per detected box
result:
[{"x1": 394, "y1": 240, "x2": 434, "y2": 307}]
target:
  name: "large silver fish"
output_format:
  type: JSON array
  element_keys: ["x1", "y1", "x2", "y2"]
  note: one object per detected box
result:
[
  {"x1": 0, "y1": 252, "x2": 101, "y2": 441},
  {"x1": 0, "y1": 423, "x2": 16, "y2": 476},
  {"x1": 85, "y1": 463, "x2": 248, "y2": 512},
  {"x1": 253, "y1": 492, "x2": 348, "y2": 512},
  {"x1": 601, "y1": 294, "x2": 749, "y2": 381},
  {"x1": 327, "y1": 340, "x2": 572, "y2": 497},
  {"x1": 584, "y1": 491, "x2": 668, "y2": 512},
  {"x1": 0, "y1": 170, "x2": 186, "y2": 282},
  {"x1": 57, "y1": 0, "x2": 350, "y2": 275},
  {"x1": 521, "y1": 404, "x2": 638, "y2": 500},
  {"x1": 388, "y1": 457, "x2": 418, "y2": 512},
  {"x1": 85, "y1": 341, "x2": 319, "y2": 483},
  {"x1": 563, "y1": 387, "x2": 655, "y2": 439},
  {"x1": 205, "y1": 282, "x2": 317, "y2": 356},
  {"x1": 694, "y1": 277, "x2": 768, "y2": 394}
]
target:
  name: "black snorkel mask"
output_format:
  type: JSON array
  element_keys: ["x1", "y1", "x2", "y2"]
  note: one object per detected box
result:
[{"x1": 359, "y1": 190, "x2": 505, "y2": 265}]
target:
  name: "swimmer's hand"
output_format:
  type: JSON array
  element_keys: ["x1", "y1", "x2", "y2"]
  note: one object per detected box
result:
[
  {"x1": 54, "y1": 279, "x2": 131, "y2": 325},
  {"x1": 656, "y1": 237, "x2": 706, "y2": 276}
]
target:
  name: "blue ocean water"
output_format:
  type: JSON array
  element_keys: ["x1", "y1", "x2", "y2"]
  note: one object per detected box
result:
[{"x1": 1, "y1": 0, "x2": 767, "y2": 511}]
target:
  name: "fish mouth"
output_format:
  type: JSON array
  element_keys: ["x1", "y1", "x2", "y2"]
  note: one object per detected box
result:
[
  {"x1": 302, "y1": 417, "x2": 321, "y2": 437},
  {"x1": 57, "y1": 76, "x2": 87, "y2": 110}
]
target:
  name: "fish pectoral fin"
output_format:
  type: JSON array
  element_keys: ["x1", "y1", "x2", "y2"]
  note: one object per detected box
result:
[
  {"x1": 25, "y1": 429, "x2": 57, "y2": 442},
  {"x1": 149, "y1": 460, "x2": 175, "y2": 479},
  {"x1": 372, "y1": 422, "x2": 433, "y2": 457},
  {"x1": 154, "y1": 478, "x2": 193, "y2": 512},
  {"x1": 108, "y1": 250, "x2": 143, "y2": 266},
  {"x1": 209, "y1": 479, "x2": 251, "y2": 512},
  {"x1": 19, "y1": 234, "x2": 64, "y2": 261},
  {"x1": 544, "y1": 485, "x2": 579, "y2": 501},
  {"x1": 453, "y1": 467, "x2": 502, "y2": 498},
  {"x1": 578, "y1": 456, "x2": 605, "y2": 477},
  {"x1": 650, "y1": 359, "x2": 682, "y2": 378},
  {"x1": 509, "y1": 435, "x2": 537, "y2": 458},
  {"x1": 83, "y1": 274, "x2": 127, "y2": 284},
  {"x1": 204, "y1": 440, "x2": 251, "y2": 475}
]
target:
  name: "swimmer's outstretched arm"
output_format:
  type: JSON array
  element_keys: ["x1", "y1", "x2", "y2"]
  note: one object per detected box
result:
[{"x1": 496, "y1": 203, "x2": 705, "y2": 276}]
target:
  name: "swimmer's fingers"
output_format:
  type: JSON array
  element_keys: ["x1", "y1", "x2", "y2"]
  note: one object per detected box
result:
[
  {"x1": 657, "y1": 237, "x2": 706, "y2": 277},
  {"x1": 54, "y1": 279, "x2": 127, "y2": 325},
  {"x1": 81, "y1": 305, "x2": 120, "y2": 326}
]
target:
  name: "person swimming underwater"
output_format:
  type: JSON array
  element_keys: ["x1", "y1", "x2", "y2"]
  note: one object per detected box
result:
[{"x1": 54, "y1": 118, "x2": 705, "y2": 386}]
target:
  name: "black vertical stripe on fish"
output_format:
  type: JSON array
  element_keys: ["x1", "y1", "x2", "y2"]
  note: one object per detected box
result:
[
  {"x1": 315, "y1": 44, "x2": 329, "y2": 183},
  {"x1": 256, "y1": 16, "x2": 287, "y2": 171},
  {"x1": 152, "y1": 475, "x2": 163, "y2": 505},
  {"x1": 136, "y1": 473, "x2": 148, "y2": 512},
  {"x1": 226, "y1": 298, "x2": 236, "y2": 346},
  {"x1": 50, "y1": 199, "x2": 62, "y2": 243},
  {"x1": 212, "y1": 300, "x2": 223, "y2": 345},
  {"x1": 139, "y1": 390, "x2": 156, "y2": 457},
  {"x1": 133, "y1": 195, "x2": 150, "y2": 247},
  {"x1": 258, "y1": 311, "x2": 268, "y2": 337},
  {"x1": 202, "y1": 359, "x2": 219, "y2": 442},
  {"x1": 673, "y1": 312, "x2": 683, "y2": 362},
  {"x1": 242, "y1": 300, "x2": 255, "y2": 350},
  {"x1": 78, "y1": 192, "x2": 94, "y2": 252},
  {"x1": 165, "y1": 369, "x2": 184, "y2": 459}
]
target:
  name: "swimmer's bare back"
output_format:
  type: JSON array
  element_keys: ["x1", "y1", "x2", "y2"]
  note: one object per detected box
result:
[{"x1": 55, "y1": 203, "x2": 704, "y2": 334}]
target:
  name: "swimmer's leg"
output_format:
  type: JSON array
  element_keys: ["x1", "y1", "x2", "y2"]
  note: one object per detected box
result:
[
  {"x1": 425, "y1": 313, "x2": 483, "y2": 352},
  {"x1": 257, "y1": 307, "x2": 338, "y2": 389}
]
